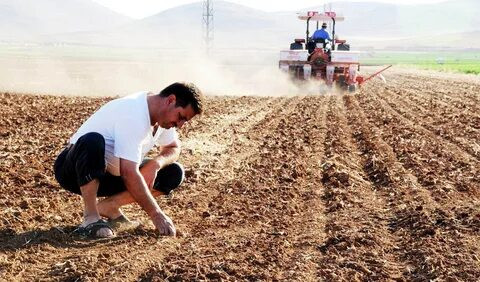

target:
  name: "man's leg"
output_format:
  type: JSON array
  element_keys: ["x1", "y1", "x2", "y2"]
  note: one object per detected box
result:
[
  {"x1": 97, "y1": 162, "x2": 184, "y2": 219},
  {"x1": 97, "y1": 189, "x2": 164, "y2": 220},
  {"x1": 79, "y1": 179, "x2": 113, "y2": 237},
  {"x1": 55, "y1": 132, "x2": 113, "y2": 238}
]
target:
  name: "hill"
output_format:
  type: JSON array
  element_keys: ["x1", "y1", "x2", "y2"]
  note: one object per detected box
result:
[
  {"x1": 0, "y1": 0, "x2": 131, "y2": 40},
  {"x1": 306, "y1": 0, "x2": 480, "y2": 37},
  {"x1": 1, "y1": 0, "x2": 479, "y2": 49}
]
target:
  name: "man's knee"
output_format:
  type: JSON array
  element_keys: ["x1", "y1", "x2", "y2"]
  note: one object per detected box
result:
[
  {"x1": 71, "y1": 132, "x2": 106, "y2": 187},
  {"x1": 153, "y1": 162, "x2": 185, "y2": 195},
  {"x1": 54, "y1": 132, "x2": 106, "y2": 193},
  {"x1": 76, "y1": 132, "x2": 105, "y2": 152}
]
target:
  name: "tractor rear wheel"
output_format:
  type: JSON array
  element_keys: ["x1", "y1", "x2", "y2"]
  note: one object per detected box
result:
[{"x1": 336, "y1": 75, "x2": 347, "y2": 89}]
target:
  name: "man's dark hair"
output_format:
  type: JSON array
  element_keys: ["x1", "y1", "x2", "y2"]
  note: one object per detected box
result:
[{"x1": 159, "y1": 82, "x2": 204, "y2": 115}]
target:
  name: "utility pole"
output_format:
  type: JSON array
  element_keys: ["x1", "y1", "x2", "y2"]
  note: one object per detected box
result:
[{"x1": 202, "y1": 0, "x2": 214, "y2": 55}]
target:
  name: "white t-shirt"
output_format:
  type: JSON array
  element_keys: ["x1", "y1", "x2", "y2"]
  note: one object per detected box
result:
[{"x1": 70, "y1": 91, "x2": 178, "y2": 176}]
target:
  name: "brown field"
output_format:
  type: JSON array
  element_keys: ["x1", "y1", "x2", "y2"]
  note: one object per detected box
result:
[{"x1": 1, "y1": 69, "x2": 480, "y2": 281}]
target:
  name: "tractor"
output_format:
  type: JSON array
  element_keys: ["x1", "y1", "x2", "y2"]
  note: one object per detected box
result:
[{"x1": 279, "y1": 11, "x2": 391, "y2": 92}]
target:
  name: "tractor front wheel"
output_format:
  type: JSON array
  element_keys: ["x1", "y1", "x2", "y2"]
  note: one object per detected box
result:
[{"x1": 348, "y1": 84, "x2": 356, "y2": 92}]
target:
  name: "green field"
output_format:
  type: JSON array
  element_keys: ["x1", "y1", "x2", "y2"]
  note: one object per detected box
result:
[{"x1": 361, "y1": 51, "x2": 480, "y2": 75}]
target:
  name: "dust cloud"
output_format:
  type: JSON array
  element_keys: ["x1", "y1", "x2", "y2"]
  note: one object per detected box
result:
[{"x1": 0, "y1": 46, "x2": 333, "y2": 97}]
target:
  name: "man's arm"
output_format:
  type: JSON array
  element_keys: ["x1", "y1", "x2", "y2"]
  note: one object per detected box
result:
[
  {"x1": 142, "y1": 140, "x2": 180, "y2": 190},
  {"x1": 120, "y1": 159, "x2": 176, "y2": 235},
  {"x1": 151, "y1": 140, "x2": 180, "y2": 170}
]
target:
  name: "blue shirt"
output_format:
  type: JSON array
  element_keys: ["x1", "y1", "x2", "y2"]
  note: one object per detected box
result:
[{"x1": 312, "y1": 28, "x2": 331, "y2": 41}]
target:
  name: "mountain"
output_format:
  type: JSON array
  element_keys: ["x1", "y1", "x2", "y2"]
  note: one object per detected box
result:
[
  {"x1": 305, "y1": 0, "x2": 480, "y2": 38},
  {"x1": 1, "y1": 0, "x2": 479, "y2": 49},
  {"x1": 0, "y1": 0, "x2": 131, "y2": 40},
  {"x1": 51, "y1": 1, "x2": 295, "y2": 48}
]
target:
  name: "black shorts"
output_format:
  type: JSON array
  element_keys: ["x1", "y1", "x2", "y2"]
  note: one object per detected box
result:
[{"x1": 53, "y1": 132, "x2": 184, "y2": 197}]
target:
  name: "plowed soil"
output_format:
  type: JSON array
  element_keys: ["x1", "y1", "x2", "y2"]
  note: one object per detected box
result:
[{"x1": 1, "y1": 69, "x2": 480, "y2": 281}]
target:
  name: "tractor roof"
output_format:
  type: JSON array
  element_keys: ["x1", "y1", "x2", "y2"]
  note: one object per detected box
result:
[{"x1": 298, "y1": 12, "x2": 345, "y2": 22}]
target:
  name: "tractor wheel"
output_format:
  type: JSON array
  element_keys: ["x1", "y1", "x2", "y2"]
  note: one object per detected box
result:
[
  {"x1": 348, "y1": 84, "x2": 356, "y2": 92},
  {"x1": 336, "y1": 75, "x2": 347, "y2": 89}
]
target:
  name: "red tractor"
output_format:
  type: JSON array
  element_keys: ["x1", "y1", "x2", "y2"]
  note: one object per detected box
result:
[{"x1": 279, "y1": 11, "x2": 391, "y2": 92}]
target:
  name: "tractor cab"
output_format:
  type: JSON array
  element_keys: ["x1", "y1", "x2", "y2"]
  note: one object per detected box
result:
[{"x1": 299, "y1": 11, "x2": 345, "y2": 54}]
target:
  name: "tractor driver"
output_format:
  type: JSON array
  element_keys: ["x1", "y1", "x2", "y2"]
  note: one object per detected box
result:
[{"x1": 312, "y1": 22, "x2": 332, "y2": 42}]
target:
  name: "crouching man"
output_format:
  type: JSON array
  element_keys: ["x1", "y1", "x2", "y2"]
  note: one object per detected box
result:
[{"x1": 53, "y1": 82, "x2": 204, "y2": 238}]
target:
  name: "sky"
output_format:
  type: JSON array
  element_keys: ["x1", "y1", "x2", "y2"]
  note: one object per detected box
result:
[{"x1": 93, "y1": 0, "x2": 448, "y2": 19}]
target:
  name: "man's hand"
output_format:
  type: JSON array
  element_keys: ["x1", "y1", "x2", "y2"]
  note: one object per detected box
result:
[
  {"x1": 152, "y1": 212, "x2": 176, "y2": 236},
  {"x1": 120, "y1": 159, "x2": 174, "y2": 236}
]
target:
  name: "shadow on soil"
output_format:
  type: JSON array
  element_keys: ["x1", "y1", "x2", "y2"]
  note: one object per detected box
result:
[{"x1": 0, "y1": 225, "x2": 154, "y2": 251}]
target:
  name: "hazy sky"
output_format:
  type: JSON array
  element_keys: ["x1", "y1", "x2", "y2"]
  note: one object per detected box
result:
[{"x1": 93, "y1": 0, "x2": 448, "y2": 19}]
